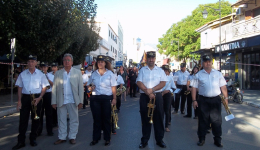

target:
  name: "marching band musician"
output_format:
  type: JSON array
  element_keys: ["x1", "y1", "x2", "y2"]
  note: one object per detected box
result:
[
  {"x1": 12, "y1": 55, "x2": 49, "y2": 150},
  {"x1": 161, "y1": 65, "x2": 176, "y2": 132},
  {"x1": 51, "y1": 62, "x2": 58, "y2": 127},
  {"x1": 37, "y1": 62, "x2": 54, "y2": 136},
  {"x1": 85, "y1": 64, "x2": 93, "y2": 105},
  {"x1": 136, "y1": 51, "x2": 167, "y2": 148},
  {"x1": 87, "y1": 55, "x2": 117, "y2": 146},
  {"x1": 191, "y1": 55, "x2": 228, "y2": 147},
  {"x1": 172, "y1": 63, "x2": 190, "y2": 114},
  {"x1": 115, "y1": 71, "x2": 125, "y2": 113},
  {"x1": 80, "y1": 67, "x2": 89, "y2": 109},
  {"x1": 184, "y1": 66, "x2": 199, "y2": 119}
]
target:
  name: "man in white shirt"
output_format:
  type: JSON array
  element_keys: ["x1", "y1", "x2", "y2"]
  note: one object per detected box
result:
[
  {"x1": 37, "y1": 62, "x2": 54, "y2": 136},
  {"x1": 52, "y1": 53, "x2": 84, "y2": 145},
  {"x1": 192, "y1": 55, "x2": 228, "y2": 147},
  {"x1": 81, "y1": 67, "x2": 89, "y2": 109},
  {"x1": 173, "y1": 63, "x2": 190, "y2": 114},
  {"x1": 12, "y1": 55, "x2": 49, "y2": 150},
  {"x1": 136, "y1": 51, "x2": 167, "y2": 148}
]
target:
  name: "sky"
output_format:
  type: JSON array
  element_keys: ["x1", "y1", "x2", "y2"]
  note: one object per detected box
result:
[{"x1": 95, "y1": 0, "x2": 238, "y2": 50}]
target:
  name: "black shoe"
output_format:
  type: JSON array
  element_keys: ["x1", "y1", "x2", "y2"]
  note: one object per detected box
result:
[
  {"x1": 156, "y1": 141, "x2": 166, "y2": 148},
  {"x1": 105, "y1": 141, "x2": 110, "y2": 146},
  {"x1": 48, "y1": 132, "x2": 54, "y2": 136},
  {"x1": 90, "y1": 140, "x2": 98, "y2": 146},
  {"x1": 193, "y1": 116, "x2": 198, "y2": 119},
  {"x1": 207, "y1": 129, "x2": 211, "y2": 133},
  {"x1": 12, "y1": 142, "x2": 25, "y2": 150},
  {"x1": 197, "y1": 140, "x2": 205, "y2": 146},
  {"x1": 181, "y1": 111, "x2": 185, "y2": 114},
  {"x1": 30, "y1": 140, "x2": 37, "y2": 147},
  {"x1": 172, "y1": 111, "x2": 178, "y2": 114},
  {"x1": 214, "y1": 142, "x2": 223, "y2": 147},
  {"x1": 139, "y1": 142, "x2": 148, "y2": 148},
  {"x1": 183, "y1": 115, "x2": 191, "y2": 118}
]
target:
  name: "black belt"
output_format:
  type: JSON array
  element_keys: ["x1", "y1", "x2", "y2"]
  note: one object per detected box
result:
[
  {"x1": 22, "y1": 93, "x2": 41, "y2": 96},
  {"x1": 199, "y1": 95, "x2": 219, "y2": 99}
]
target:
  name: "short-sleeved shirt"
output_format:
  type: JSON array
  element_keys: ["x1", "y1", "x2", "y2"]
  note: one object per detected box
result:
[
  {"x1": 116, "y1": 75, "x2": 125, "y2": 86},
  {"x1": 87, "y1": 69, "x2": 117, "y2": 95},
  {"x1": 136, "y1": 66, "x2": 167, "y2": 93},
  {"x1": 15, "y1": 69, "x2": 49, "y2": 94},
  {"x1": 192, "y1": 69, "x2": 226, "y2": 97},
  {"x1": 162, "y1": 75, "x2": 176, "y2": 93},
  {"x1": 82, "y1": 74, "x2": 89, "y2": 84},
  {"x1": 173, "y1": 70, "x2": 190, "y2": 85},
  {"x1": 46, "y1": 72, "x2": 54, "y2": 93},
  {"x1": 85, "y1": 70, "x2": 92, "y2": 78}
]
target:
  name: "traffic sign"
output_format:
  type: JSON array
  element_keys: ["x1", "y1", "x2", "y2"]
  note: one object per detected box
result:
[{"x1": 115, "y1": 61, "x2": 123, "y2": 67}]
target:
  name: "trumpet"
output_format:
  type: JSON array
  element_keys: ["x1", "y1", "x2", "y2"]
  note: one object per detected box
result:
[
  {"x1": 219, "y1": 95, "x2": 235, "y2": 121},
  {"x1": 116, "y1": 86, "x2": 126, "y2": 96},
  {"x1": 42, "y1": 71, "x2": 50, "y2": 90},
  {"x1": 30, "y1": 92, "x2": 40, "y2": 120},
  {"x1": 147, "y1": 95, "x2": 156, "y2": 124},
  {"x1": 184, "y1": 90, "x2": 190, "y2": 95},
  {"x1": 111, "y1": 105, "x2": 120, "y2": 129}
]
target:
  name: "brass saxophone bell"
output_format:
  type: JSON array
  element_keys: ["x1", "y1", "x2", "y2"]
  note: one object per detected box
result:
[
  {"x1": 149, "y1": 119, "x2": 153, "y2": 124},
  {"x1": 34, "y1": 114, "x2": 40, "y2": 120}
]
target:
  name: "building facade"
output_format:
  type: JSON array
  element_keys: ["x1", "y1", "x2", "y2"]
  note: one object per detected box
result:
[{"x1": 195, "y1": 0, "x2": 260, "y2": 90}]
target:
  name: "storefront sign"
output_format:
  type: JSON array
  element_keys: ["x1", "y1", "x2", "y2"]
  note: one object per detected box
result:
[{"x1": 215, "y1": 39, "x2": 247, "y2": 53}]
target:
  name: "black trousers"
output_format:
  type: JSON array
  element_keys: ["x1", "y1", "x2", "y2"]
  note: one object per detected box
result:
[
  {"x1": 197, "y1": 95, "x2": 222, "y2": 142},
  {"x1": 186, "y1": 93, "x2": 192, "y2": 116},
  {"x1": 130, "y1": 81, "x2": 136, "y2": 96},
  {"x1": 174, "y1": 85, "x2": 187, "y2": 112},
  {"x1": 163, "y1": 92, "x2": 171, "y2": 128},
  {"x1": 140, "y1": 93, "x2": 164, "y2": 143},
  {"x1": 38, "y1": 92, "x2": 53, "y2": 135},
  {"x1": 83, "y1": 92, "x2": 87, "y2": 108},
  {"x1": 18, "y1": 94, "x2": 42, "y2": 142},
  {"x1": 52, "y1": 108, "x2": 57, "y2": 126},
  {"x1": 169, "y1": 95, "x2": 174, "y2": 122},
  {"x1": 116, "y1": 94, "x2": 121, "y2": 111},
  {"x1": 90, "y1": 95, "x2": 112, "y2": 141}
]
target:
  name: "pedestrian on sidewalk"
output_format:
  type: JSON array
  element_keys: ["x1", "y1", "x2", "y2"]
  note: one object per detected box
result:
[
  {"x1": 12, "y1": 55, "x2": 49, "y2": 150},
  {"x1": 118, "y1": 66, "x2": 127, "y2": 101},
  {"x1": 37, "y1": 62, "x2": 54, "y2": 136},
  {"x1": 191, "y1": 55, "x2": 228, "y2": 147},
  {"x1": 88, "y1": 55, "x2": 117, "y2": 146},
  {"x1": 52, "y1": 53, "x2": 84, "y2": 145},
  {"x1": 136, "y1": 51, "x2": 167, "y2": 148},
  {"x1": 129, "y1": 66, "x2": 137, "y2": 97}
]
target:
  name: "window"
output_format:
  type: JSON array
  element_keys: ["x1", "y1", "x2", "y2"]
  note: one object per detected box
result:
[
  {"x1": 113, "y1": 47, "x2": 114, "y2": 53},
  {"x1": 245, "y1": 10, "x2": 252, "y2": 20},
  {"x1": 109, "y1": 30, "x2": 110, "y2": 36},
  {"x1": 111, "y1": 46, "x2": 112, "y2": 51}
]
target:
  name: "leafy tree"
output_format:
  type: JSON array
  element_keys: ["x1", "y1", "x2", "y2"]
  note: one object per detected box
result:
[
  {"x1": 0, "y1": 0, "x2": 99, "y2": 64},
  {"x1": 157, "y1": 0, "x2": 232, "y2": 62}
]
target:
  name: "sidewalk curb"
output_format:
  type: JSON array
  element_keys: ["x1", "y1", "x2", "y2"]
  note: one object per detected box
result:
[
  {"x1": 0, "y1": 107, "x2": 18, "y2": 118},
  {"x1": 243, "y1": 101, "x2": 260, "y2": 109}
]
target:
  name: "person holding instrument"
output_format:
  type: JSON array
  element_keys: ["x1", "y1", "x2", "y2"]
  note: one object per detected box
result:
[
  {"x1": 136, "y1": 51, "x2": 167, "y2": 149},
  {"x1": 161, "y1": 65, "x2": 176, "y2": 132},
  {"x1": 37, "y1": 62, "x2": 54, "y2": 136},
  {"x1": 88, "y1": 55, "x2": 117, "y2": 146},
  {"x1": 12, "y1": 55, "x2": 49, "y2": 150},
  {"x1": 191, "y1": 55, "x2": 228, "y2": 147}
]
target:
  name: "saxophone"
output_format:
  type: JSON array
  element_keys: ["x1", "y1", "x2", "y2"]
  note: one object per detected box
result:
[
  {"x1": 111, "y1": 105, "x2": 120, "y2": 129},
  {"x1": 116, "y1": 86, "x2": 126, "y2": 96}
]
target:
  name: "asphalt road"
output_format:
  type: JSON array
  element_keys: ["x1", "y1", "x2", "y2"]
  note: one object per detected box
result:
[{"x1": 1, "y1": 95, "x2": 260, "y2": 150}]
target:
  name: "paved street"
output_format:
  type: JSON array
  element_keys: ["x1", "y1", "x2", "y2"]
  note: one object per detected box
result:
[{"x1": 1, "y1": 95, "x2": 260, "y2": 150}]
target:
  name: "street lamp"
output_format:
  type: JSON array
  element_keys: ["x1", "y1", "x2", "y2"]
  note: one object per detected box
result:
[
  {"x1": 202, "y1": 0, "x2": 222, "y2": 71},
  {"x1": 171, "y1": 39, "x2": 179, "y2": 61}
]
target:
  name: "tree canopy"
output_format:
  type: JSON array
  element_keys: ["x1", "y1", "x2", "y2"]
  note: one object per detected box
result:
[
  {"x1": 0, "y1": 0, "x2": 99, "y2": 64},
  {"x1": 157, "y1": 0, "x2": 233, "y2": 62}
]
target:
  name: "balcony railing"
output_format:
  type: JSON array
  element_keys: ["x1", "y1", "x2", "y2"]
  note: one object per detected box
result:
[{"x1": 232, "y1": 15, "x2": 260, "y2": 38}]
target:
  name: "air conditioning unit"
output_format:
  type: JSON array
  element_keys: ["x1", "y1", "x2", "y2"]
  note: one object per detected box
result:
[{"x1": 236, "y1": 7, "x2": 243, "y2": 16}]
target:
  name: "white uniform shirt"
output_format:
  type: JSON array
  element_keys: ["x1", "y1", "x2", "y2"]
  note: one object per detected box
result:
[
  {"x1": 63, "y1": 69, "x2": 75, "y2": 104},
  {"x1": 82, "y1": 74, "x2": 89, "y2": 84},
  {"x1": 116, "y1": 75, "x2": 125, "y2": 86},
  {"x1": 174, "y1": 70, "x2": 190, "y2": 85},
  {"x1": 192, "y1": 69, "x2": 226, "y2": 97},
  {"x1": 87, "y1": 69, "x2": 117, "y2": 95},
  {"x1": 136, "y1": 66, "x2": 167, "y2": 93},
  {"x1": 15, "y1": 69, "x2": 49, "y2": 94},
  {"x1": 85, "y1": 70, "x2": 92, "y2": 78},
  {"x1": 162, "y1": 75, "x2": 176, "y2": 93},
  {"x1": 46, "y1": 73, "x2": 54, "y2": 93}
]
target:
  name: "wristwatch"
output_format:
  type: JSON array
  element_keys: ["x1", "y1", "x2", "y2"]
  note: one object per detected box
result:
[
  {"x1": 224, "y1": 97, "x2": 228, "y2": 100},
  {"x1": 192, "y1": 100, "x2": 197, "y2": 102},
  {"x1": 152, "y1": 88, "x2": 155, "y2": 93}
]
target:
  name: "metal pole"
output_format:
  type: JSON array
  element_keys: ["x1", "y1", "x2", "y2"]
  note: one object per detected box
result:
[
  {"x1": 11, "y1": 49, "x2": 14, "y2": 106},
  {"x1": 178, "y1": 39, "x2": 179, "y2": 61},
  {"x1": 219, "y1": 0, "x2": 222, "y2": 71}
]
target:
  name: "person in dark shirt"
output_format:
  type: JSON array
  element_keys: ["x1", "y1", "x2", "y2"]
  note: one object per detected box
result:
[{"x1": 128, "y1": 66, "x2": 137, "y2": 97}]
